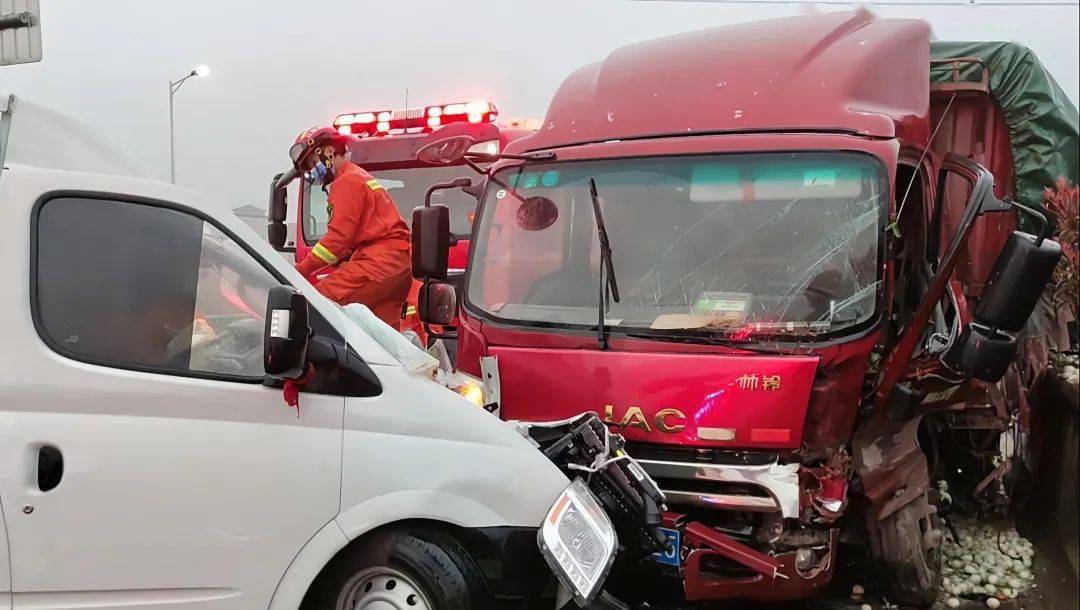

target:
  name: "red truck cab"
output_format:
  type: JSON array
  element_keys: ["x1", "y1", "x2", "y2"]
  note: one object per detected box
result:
[{"x1": 410, "y1": 11, "x2": 1065, "y2": 607}]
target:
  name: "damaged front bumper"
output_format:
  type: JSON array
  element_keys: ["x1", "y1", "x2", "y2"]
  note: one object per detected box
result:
[
  {"x1": 634, "y1": 451, "x2": 848, "y2": 602},
  {"x1": 666, "y1": 513, "x2": 838, "y2": 602}
]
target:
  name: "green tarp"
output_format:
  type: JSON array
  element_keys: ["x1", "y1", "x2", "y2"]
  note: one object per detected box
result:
[{"x1": 931, "y1": 41, "x2": 1079, "y2": 225}]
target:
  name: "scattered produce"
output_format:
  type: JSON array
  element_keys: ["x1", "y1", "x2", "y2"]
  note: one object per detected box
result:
[{"x1": 933, "y1": 515, "x2": 1036, "y2": 608}]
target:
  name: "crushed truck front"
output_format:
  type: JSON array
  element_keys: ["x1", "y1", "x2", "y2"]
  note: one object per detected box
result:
[
  {"x1": 451, "y1": 10, "x2": 944, "y2": 604},
  {"x1": 405, "y1": 10, "x2": 1067, "y2": 606}
]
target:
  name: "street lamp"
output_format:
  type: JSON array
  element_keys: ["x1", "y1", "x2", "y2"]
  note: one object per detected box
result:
[{"x1": 169, "y1": 65, "x2": 210, "y2": 184}]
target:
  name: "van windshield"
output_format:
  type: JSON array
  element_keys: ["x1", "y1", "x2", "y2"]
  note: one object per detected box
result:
[
  {"x1": 466, "y1": 152, "x2": 886, "y2": 339},
  {"x1": 303, "y1": 165, "x2": 478, "y2": 242}
]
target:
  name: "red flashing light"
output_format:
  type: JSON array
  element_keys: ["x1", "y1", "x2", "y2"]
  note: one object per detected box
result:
[{"x1": 333, "y1": 100, "x2": 498, "y2": 138}]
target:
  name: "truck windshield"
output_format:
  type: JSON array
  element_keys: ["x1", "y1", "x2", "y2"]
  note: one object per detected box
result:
[
  {"x1": 467, "y1": 152, "x2": 886, "y2": 339},
  {"x1": 303, "y1": 165, "x2": 478, "y2": 242}
]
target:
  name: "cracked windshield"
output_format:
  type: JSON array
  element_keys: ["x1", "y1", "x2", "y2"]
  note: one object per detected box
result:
[{"x1": 468, "y1": 152, "x2": 885, "y2": 337}]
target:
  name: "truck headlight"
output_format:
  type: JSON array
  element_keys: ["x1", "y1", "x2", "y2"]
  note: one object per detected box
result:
[
  {"x1": 448, "y1": 371, "x2": 487, "y2": 408},
  {"x1": 538, "y1": 478, "x2": 617, "y2": 606}
]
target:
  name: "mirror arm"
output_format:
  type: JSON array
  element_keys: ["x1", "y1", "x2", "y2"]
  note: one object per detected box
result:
[
  {"x1": 274, "y1": 167, "x2": 299, "y2": 191},
  {"x1": 462, "y1": 182, "x2": 484, "y2": 199},
  {"x1": 306, "y1": 336, "x2": 340, "y2": 365},
  {"x1": 423, "y1": 321, "x2": 458, "y2": 341},
  {"x1": 463, "y1": 156, "x2": 487, "y2": 175},
  {"x1": 470, "y1": 151, "x2": 556, "y2": 162},
  {"x1": 1003, "y1": 197, "x2": 1050, "y2": 245},
  {"x1": 424, "y1": 178, "x2": 473, "y2": 208}
]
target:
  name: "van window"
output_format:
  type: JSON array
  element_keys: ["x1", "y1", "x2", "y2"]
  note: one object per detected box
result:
[{"x1": 34, "y1": 197, "x2": 278, "y2": 379}]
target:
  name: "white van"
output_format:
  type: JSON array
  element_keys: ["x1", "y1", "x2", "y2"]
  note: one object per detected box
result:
[{"x1": 0, "y1": 162, "x2": 640, "y2": 610}]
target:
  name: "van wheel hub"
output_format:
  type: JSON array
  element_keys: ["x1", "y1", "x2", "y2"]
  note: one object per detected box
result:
[{"x1": 338, "y1": 567, "x2": 432, "y2": 610}]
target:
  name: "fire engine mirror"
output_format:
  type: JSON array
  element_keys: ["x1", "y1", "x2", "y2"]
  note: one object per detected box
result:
[
  {"x1": 517, "y1": 196, "x2": 559, "y2": 231},
  {"x1": 419, "y1": 281, "x2": 457, "y2": 326},
  {"x1": 416, "y1": 135, "x2": 477, "y2": 165},
  {"x1": 942, "y1": 322, "x2": 1016, "y2": 382},
  {"x1": 973, "y1": 231, "x2": 1062, "y2": 333},
  {"x1": 268, "y1": 173, "x2": 289, "y2": 251},
  {"x1": 267, "y1": 223, "x2": 288, "y2": 251},
  {"x1": 269, "y1": 174, "x2": 287, "y2": 223},
  {"x1": 411, "y1": 204, "x2": 450, "y2": 279},
  {"x1": 264, "y1": 286, "x2": 310, "y2": 380}
]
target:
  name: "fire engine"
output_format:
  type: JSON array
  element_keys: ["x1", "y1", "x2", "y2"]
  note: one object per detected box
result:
[
  {"x1": 267, "y1": 100, "x2": 535, "y2": 341},
  {"x1": 406, "y1": 11, "x2": 1075, "y2": 607}
]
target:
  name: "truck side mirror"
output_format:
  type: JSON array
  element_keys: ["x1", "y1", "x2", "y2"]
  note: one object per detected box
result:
[
  {"x1": 943, "y1": 323, "x2": 1017, "y2": 382},
  {"x1": 411, "y1": 204, "x2": 450, "y2": 279},
  {"x1": 942, "y1": 230, "x2": 1061, "y2": 382},
  {"x1": 264, "y1": 286, "x2": 310, "y2": 379},
  {"x1": 419, "y1": 281, "x2": 457, "y2": 326},
  {"x1": 973, "y1": 231, "x2": 1062, "y2": 332}
]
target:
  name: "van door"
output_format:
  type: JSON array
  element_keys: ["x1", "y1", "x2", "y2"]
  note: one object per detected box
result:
[{"x1": 1, "y1": 195, "x2": 344, "y2": 610}]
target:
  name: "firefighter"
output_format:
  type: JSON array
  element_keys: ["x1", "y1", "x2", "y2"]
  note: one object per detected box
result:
[{"x1": 289, "y1": 127, "x2": 413, "y2": 328}]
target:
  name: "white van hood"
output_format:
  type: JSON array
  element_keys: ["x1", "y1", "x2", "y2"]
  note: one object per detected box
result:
[{"x1": 336, "y1": 364, "x2": 569, "y2": 533}]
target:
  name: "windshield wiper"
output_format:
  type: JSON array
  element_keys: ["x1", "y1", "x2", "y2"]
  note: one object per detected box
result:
[{"x1": 589, "y1": 178, "x2": 620, "y2": 349}]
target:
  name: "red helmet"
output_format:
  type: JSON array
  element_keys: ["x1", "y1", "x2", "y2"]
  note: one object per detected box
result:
[{"x1": 289, "y1": 126, "x2": 348, "y2": 170}]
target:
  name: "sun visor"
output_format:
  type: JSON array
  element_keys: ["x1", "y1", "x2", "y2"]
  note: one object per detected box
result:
[{"x1": 689, "y1": 163, "x2": 864, "y2": 203}]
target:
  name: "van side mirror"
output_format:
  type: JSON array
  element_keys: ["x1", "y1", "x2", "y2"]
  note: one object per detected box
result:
[
  {"x1": 268, "y1": 172, "x2": 292, "y2": 252},
  {"x1": 942, "y1": 230, "x2": 1061, "y2": 382},
  {"x1": 411, "y1": 204, "x2": 451, "y2": 279},
  {"x1": 264, "y1": 286, "x2": 310, "y2": 379},
  {"x1": 419, "y1": 281, "x2": 457, "y2": 326}
]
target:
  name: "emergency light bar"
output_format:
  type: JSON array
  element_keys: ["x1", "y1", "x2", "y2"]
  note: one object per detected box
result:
[{"x1": 334, "y1": 100, "x2": 498, "y2": 137}]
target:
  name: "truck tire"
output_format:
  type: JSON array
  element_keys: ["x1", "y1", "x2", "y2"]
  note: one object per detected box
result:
[
  {"x1": 303, "y1": 527, "x2": 491, "y2": 610},
  {"x1": 867, "y1": 492, "x2": 943, "y2": 608}
]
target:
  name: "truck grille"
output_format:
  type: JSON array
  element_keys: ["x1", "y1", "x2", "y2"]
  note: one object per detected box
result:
[{"x1": 635, "y1": 456, "x2": 801, "y2": 519}]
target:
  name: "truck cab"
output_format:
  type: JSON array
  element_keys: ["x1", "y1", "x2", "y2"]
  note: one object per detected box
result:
[{"x1": 411, "y1": 11, "x2": 1066, "y2": 606}]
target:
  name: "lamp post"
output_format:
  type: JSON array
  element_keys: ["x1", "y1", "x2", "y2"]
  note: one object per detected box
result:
[{"x1": 169, "y1": 64, "x2": 210, "y2": 184}]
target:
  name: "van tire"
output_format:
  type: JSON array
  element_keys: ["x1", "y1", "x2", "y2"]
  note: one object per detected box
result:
[{"x1": 303, "y1": 527, "x2": 491, "y2": 610}]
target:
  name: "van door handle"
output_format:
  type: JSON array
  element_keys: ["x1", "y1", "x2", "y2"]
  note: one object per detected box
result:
[{"x1": 37, "y1": 445, "x2": 63, "y2": 492}]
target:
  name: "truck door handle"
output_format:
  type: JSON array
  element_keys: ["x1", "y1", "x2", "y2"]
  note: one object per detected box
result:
[{"x1": 37, "y1": 445, "x2": 63, "y2": 492}]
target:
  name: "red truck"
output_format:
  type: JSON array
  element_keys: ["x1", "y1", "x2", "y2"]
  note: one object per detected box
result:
[
  {"x1": 407, "y1": 11, "x2": 1073, "y2": 607},
  {"x1": 267, "y1": 100, "x2": 534, "y2": 340}
]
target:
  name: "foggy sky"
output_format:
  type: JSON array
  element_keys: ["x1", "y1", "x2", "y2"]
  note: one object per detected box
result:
[{"x1": 2, "y1": 0, "x2": 1077, "y2": 212}]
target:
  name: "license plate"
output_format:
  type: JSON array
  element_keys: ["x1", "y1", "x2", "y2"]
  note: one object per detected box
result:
[{"x1": 652, "y1": 527, "x2": 680, "y2": 566}]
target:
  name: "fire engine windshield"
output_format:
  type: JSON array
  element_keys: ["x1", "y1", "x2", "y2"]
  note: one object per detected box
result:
[
  {"x1": 467, "y1": 152, "x2": 886, "y2": 339},
  {"x1": 304, "y1": 165, "x2": 478, "y2": 242}
]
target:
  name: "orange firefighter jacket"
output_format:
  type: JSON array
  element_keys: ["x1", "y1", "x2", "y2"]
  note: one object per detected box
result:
[{"x1": 295, "y1": 163, "x2": 411, "y2": 302}]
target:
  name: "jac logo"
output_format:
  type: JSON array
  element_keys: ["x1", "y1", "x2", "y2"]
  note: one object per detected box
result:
[
  {"x1": 735, "y1": 373, "x2": 782, "y2": 391},
  {"x1": 600, "y1": 405, "x2": 686, "y2": 433}
]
